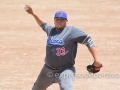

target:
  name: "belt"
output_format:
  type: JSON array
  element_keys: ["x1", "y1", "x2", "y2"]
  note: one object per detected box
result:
[{"x1": 45, "y1": 64, "x2": 73, "y2": 70}]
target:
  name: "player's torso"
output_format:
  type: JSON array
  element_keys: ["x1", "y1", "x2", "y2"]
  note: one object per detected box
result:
[
  {"x1": 45, "y1": 26, "x2": 77, "y2": 68},
  {"x1": 47, "y1": 26, "x2": 71, "y2": 47}
]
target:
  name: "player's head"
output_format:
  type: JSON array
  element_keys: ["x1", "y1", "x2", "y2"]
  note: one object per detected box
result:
[
  {"x1": 54, "y1": 10, "x2": 68, "y2": 30},
  {"x1": 54, "y1": 10, "x2": 67, "y2": 19}
]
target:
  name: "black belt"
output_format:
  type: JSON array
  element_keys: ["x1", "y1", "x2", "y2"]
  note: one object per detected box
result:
[{"x1": 45, "y1": 64, "x2": 73, "y2": 70}]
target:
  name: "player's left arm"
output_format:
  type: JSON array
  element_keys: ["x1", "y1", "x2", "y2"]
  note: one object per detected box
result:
[
  {"x1": 71, "y1": 27, "x2": 101, "y2": 67},
  {"x1": 82, "y1": 36, "x2": 101, "y2": 67},
  {"x1": 88, "y1": 46, "x2": 101, "y2": 67}
]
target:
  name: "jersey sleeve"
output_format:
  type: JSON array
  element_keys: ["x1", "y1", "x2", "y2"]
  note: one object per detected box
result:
[
  {"x1": 40, "y1": 22, "x2": 53, "y2": 35},
  {"x1": 71, "y1": 26, "x2": 95, "y2": 48},
  {"x1": 71, "y1": 26, "x2": 88, "y2": 43}
]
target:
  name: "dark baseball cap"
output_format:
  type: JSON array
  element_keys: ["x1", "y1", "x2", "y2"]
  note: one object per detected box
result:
[{"x1": 54, "y1": 10, "x2": 67, "y2": 19}]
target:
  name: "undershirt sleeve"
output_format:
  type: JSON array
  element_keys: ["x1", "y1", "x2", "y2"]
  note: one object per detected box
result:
[{"x1": 40, "y1": 22, "x2": 53, "y2": 35}]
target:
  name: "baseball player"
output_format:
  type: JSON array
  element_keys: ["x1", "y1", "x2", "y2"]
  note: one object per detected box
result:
[{"x1": 25, "y1": 4, "x2": 102, "y2": 90}]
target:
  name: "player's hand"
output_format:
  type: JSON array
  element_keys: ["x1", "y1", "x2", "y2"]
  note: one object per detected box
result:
[
  {"x1": 93, "y1": 61, "x2": 101, "y2": 67},
  {"x1": 87, "y1": 61, "x2": 102, "y2": 74},
  {"x1": 24, "y1": 4, "x2": 34, "y2": 15}
]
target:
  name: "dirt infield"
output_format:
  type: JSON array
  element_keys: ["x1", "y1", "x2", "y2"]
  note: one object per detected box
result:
[{"x1": 0, "y1": 0, "x2": 120, "y2": 90}]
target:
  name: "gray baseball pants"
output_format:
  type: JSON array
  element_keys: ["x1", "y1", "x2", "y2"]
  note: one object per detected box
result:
[{"x1": 32, "y1": 64, "x2": 75, "y2": 90}]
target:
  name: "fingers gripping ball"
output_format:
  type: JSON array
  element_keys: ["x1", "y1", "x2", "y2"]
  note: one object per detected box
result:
[
  {"x1": 87, "y1": 63, "x2": 102, "y2": 74},
  {"x1": 24, "y1": 5, "x2": 29, "y2": 11}
]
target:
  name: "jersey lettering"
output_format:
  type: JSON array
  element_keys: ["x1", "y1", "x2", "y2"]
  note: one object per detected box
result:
[{"x1": 47, "y1": 36, "x2": 65, "y2": 46}]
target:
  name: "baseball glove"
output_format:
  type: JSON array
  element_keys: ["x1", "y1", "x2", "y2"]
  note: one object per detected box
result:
[{"x1": 87, "y1": 63, "x2": 102, "y2": 74}]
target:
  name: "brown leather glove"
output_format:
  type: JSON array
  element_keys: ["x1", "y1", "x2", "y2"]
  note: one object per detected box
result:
[{"x1": 87, "y1": 63, "x2": 102, "y2": 74}]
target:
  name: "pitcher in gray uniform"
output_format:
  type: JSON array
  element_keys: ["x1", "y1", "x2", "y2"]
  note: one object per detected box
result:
[{"x1": 25, "y1": 4, "x2": 101, "y2": 90}]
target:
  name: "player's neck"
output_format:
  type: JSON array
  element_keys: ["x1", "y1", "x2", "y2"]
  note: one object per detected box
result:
[
  {"x1": 56, "y1": 28, "x2": 63, "y2": 31},
  {"x1": 56, "y1": 26, "x2": 66, "y2": 31}
]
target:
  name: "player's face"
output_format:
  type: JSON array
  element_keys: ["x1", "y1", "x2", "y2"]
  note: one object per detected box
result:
[{"x1": 54, "y1": 18, "x2": 68, "y2": 30}]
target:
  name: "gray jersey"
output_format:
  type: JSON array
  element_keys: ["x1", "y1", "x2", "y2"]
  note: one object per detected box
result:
[{"x1": 40, "y1": 22, "x2": 90, "y2": 68}]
